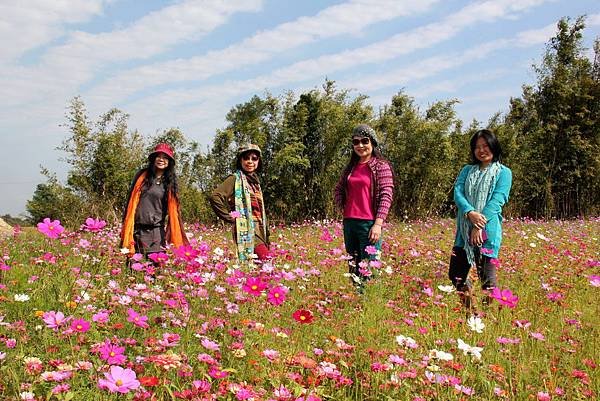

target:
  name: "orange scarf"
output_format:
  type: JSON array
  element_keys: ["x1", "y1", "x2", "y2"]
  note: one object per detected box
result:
[{"x1": 120, "y1": 171, "x2": 187, "y2": 255}]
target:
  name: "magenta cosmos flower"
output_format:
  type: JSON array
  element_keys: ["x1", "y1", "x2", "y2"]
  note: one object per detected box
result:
[
  {"x1": 490, "y1": 288, "x2": 519, "y2": 308},
  {"x1": 99, "y1": 340, "x2": 127, "y2": 365},
  {"x1": 70, "y1": 318, "x2": 91, "y2": 333},
  {"x1": 267, "y1": 286, "x2": 288, "y2": 306},
  {"x1": 37, "y1": 218, "x2": 64, "y2": 239},
  {"x1": 126, "y1": 308, "x2": 149, "y2": 328},
  {"x1": 98, "y1": 365, "x2": 140, "y2": 393},
  {"x1": 243, "y1": 277, "x2": 267, "y2": 296},
  {"x1": 82, "y1": 217, "x2": 106, "y2": 232}
]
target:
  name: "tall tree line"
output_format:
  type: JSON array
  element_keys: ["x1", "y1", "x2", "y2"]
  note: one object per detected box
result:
[{"x1": 27, "y1": 17, "x2": 600, "y2": 227}]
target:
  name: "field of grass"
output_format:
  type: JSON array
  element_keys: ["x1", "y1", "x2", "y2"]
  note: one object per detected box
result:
[{"x1": 0, "y1": 218, "x2": 598, "y2": 400}]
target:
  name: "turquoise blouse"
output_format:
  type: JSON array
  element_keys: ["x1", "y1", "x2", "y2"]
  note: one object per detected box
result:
[{"x1": 453, "y1": 164, "x2": 512, "y2": 259}]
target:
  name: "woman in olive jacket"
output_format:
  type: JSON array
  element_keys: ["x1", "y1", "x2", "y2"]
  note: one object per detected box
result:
[{"x1": 210, "y1": 144, "x2": 270, "y2": 262}]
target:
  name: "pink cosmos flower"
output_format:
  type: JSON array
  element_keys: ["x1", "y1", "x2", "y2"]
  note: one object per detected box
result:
[
  {"x1": 267, "y1": 286, "x2": 288, "y2": 306},
  {"x1": 201, "y1": 337, "x2": 220, "y2": 352},
  {"x1": 51, "y1": 383, "x2": 70, "y2": 394},
  {"x1": 98, "y1": 365, "x2": 140, "y2": 393},
  {"x1": 319, "y1": 229, "x2": 333, "y2": 242},
  {"x1": 242, "y1": 277, "x2": 267, "y2": 296},
  {"x1": 588, "y1": 275, "x2": 600, "y2": 287},
  {"x1": 530, "y1": 332, "x2": 546, "y2": 341},
  {"x1": 148, "y1": 252, "x2": 169, "y2": 265},
  {"x1": 229, "y1": 210, "x2": 241, "y2": 218},
  {"x1": 536, "y1": 391, "x2": 551, "y2": 401},
  {"x1": 70, "y1": 318, "x2": 90, "y2": 333},
  {"x1": 192, "y1": 380, "x2": 211, "y2": 392},
  {"x1": 262, "y1": 349, "x2": 280, "y2": 362},
  {"x1": 126, "y1": 308, "x2": 149, "y2": 328},
  {"x1": 490, "y1": 288, "x2": 519, "y2": 308},
  {"x1": 365, "y1": 245, "x2": 378, "y2": 255},
  {"x1": 42, "y1": 311, "x2": 70, "y2": 330},
  {"x1": 158, "y1": 332, "x2": 181, "y2": 348},
  {"x1": 92, "y1": 311, "x2": 110, "y2": 324},
  {"x1": 37, "y1": 218, "x2": 64, "y2": 239},
  {"x1": 99, "y1": 340, "x2": 127, "y2": 365},
  {"x1": 480, "y1": 247, "x2": 493, "y2": 255},
  {"x1": 208, "y1": 366, "x2": 229, "y2": 379},
  {"x1": 546, "y1": 292, "x2": 564, "y2": 302},
  {"x1": 82, "y1": 217, "x2": 106, "y2": 232}
]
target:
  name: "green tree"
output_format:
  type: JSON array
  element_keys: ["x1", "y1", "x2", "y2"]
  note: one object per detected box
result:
[{"x1": 505, "y1": 16, "x2": 600, "y2": 217}]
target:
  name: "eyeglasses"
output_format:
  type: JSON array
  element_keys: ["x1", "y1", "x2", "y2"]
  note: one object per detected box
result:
[
  {"x1": 242, "y1": 155, "x2": 259, "y2": 161},
  {"x1": 352, "y1": 137, "x2": 370, "y2": 146}
]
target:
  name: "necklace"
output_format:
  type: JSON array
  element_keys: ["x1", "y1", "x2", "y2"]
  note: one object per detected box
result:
[{"x1": 155, "y1": 176, "x2": 163, "y2": 185}]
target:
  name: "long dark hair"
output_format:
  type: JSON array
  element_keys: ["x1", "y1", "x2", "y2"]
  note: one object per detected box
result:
[
  {"x1": 470, "y1": 129, "x2": 503, "y2": 164},
  {"x1": 144, "y1": 154, "x2": 179, "y2": 198}
]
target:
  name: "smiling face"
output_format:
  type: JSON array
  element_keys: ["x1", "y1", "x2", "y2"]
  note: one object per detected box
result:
[
  {"x1": 474, "y1": 137, "x2": 493, "y2": 167},
  {"x1": 240, "y1": 151, "x2": 260, "y2": 174},
  {"x1": 352, "y1": 136, "x2": 373, "y2": 162},
  {"x1": 153, "y1": 152, "x2": 170, "y2": 172}
]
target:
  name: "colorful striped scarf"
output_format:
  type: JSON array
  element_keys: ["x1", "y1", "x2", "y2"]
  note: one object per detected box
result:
[{"x1": 234, "y1": 170, "x2": 267, "y2": 261}]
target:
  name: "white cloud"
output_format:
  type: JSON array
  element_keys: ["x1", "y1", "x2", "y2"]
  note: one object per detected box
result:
[
  {"x1": 0, "y1": 0, "x2": 263, "y2": 109},
  {"x1": 0, "y1": 0, "x2": 107, "y2": 63},
  {"x1": 87, "y1": 0, "x2": 440, "y2": 105},
  {"x1": 587, "y1": 13, "x2": 600, "y2": 26},
  {"x1": 121, "y1": 0, "x2": 548, "y2": 117}
]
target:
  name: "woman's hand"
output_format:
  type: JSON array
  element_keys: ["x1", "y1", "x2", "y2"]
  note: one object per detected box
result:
[
  {"x1": 467, "y1": 211, "x2": 487, "y2": 229},
  {"x1": 369, "y1": 223, "x2": 382, "y2": 244},
  {"x1": 470, "y1": 227, "x2": 484, "y2": 246}
]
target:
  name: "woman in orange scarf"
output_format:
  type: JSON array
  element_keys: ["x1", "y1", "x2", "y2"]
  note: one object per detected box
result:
[{"x1": 121, "y1": 143, "x2": 188, "y2": 256}]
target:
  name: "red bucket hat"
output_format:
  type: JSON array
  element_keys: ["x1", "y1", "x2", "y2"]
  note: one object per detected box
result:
[{"x1": 149, "y1": 143, "x2": 175, "y2": 160}]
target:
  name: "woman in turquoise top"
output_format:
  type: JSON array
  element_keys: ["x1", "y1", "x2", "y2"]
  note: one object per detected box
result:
[{"x1": 449, "y1": 129, "x2": 512, "y2": 308}]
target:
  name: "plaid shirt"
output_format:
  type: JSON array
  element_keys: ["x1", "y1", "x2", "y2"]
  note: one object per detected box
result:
[{"x1": 334, "y1": 157, "x2": 394, "y2": 221}]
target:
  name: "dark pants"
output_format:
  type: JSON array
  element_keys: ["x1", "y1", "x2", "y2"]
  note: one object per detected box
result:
[
  {"x1": 448, "y1": 246, "x2": 497, "y2": 291},
  {"x1": 343, "y1": 218, "x2": 381, "y2": 279},
  {"x1": 134, "y1": 225, "x2": 165, "y2": 255}
]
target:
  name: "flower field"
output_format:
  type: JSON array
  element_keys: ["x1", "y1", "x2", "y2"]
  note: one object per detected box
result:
[{"x1": 0, "y1": 218, "x2": 598, "y2": 400}]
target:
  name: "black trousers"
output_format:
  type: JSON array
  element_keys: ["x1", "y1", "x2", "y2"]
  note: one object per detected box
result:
[{"x1": 448, "y1": 246, "x2": 497, "y2": 291}]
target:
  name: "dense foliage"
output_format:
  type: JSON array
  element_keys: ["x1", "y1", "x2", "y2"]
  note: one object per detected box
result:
[{"x1": 26, "y1": 17, "x2": 600, "y2": 227}]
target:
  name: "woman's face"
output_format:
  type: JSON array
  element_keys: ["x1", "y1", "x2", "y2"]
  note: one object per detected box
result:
[
  {"x1": 241, "y1": 151, "x2": 260, "y2": 174},
  {"x1": 154, "y1": 152, "x2": 170, "y2": 172},
  {"x1": 352, "y1": 136, "x2": 373, "y2": 160},
  {"x1": 474, "y1": 137, "x2": 493, "y2": 166}
]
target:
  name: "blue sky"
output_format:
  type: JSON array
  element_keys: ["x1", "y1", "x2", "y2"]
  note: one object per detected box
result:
[{"x1": 1, "y1": 0, "x2": 599, "y2": 216}]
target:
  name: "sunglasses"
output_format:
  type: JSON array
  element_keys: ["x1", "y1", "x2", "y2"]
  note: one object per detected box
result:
[
  {"x1": 352, "y1": 137, "x2": 370, "y2": 146},
  {"x1": 242, "y1": 155, "x2": 260, "y2": 161}
]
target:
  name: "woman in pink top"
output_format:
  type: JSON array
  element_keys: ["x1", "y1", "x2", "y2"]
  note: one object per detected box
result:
[{"x1": 334, "y1": 124, "x2": 394, "y2": 289}]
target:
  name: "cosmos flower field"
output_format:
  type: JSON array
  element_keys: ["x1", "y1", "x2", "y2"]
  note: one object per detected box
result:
[{"x1": 0, "y1": 217, "x2": 598, "y2": 400}]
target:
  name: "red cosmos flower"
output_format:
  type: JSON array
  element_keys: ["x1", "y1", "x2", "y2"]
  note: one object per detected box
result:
[
  {"x1": 292, "y1": 309, "x2": 314, "y2": 324},
  {"x1": 138, "y1": 376, "x2": 160, "y2": 387}
]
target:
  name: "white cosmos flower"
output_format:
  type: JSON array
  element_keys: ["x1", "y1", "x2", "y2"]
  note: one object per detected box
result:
[
  {"x1": 457, "y1": 338, "x2": 483, "y2": 360},
  {"x1": 396, "y1": 335, "x2": 418, "y2": 349},
  {"x1": 429, "y1": 349, "x2": 454, "y2": 361},
  {"x1": 467, "y1": 316, "x2": 485, "y2": 333},
  {"x1": 437, "y1": 285, "x2": 456, "y2": 293},
  {"x1": 14, "y1": 294, "x2": 30, "y2": 302}
]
